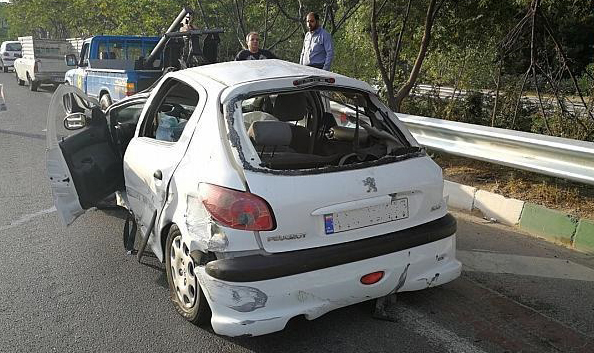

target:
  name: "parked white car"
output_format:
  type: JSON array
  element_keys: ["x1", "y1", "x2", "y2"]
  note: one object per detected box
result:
[
  {"x1": 0, "y1": 41, "x2": 22, "y2": 72},
  {"x1": 47, "y1": 60, "x2": 461, "y2": 337}
]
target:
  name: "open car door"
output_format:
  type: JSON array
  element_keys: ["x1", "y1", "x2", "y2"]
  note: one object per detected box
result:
[{"x1": 46, "y1": 85, "x2": 124, "y2": 225}]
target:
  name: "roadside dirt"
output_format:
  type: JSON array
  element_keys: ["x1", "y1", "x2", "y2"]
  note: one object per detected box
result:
[{"x1": 432, "y1": 153, "x2": 594, "y2": 221}]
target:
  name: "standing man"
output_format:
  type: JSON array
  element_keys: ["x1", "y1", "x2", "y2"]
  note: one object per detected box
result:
[
  {"x1": 180, "y1": 12, "x2": 197, "y2": 32},
  {"x1": 300, "y1": 12, "x2": 334, "y2": 70},
  {"x1": 235, "y1": 32, "x2": 277, "y2": 61}
]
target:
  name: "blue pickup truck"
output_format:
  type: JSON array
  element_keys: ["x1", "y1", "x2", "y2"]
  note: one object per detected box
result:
[{"x1": 65, "y1": 35, "x2": 162, "y2": 109}]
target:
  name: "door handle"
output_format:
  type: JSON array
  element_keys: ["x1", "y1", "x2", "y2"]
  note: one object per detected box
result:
[{"x1": 153, "y1": 170, "x2": 162, "y2": 180}]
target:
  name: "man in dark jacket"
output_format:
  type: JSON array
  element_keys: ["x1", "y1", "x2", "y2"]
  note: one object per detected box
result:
[{"x1": 235, "y1": 32, "x2": 277, "y2": 61}]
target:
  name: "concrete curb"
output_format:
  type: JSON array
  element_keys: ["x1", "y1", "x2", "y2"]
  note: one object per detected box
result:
[{"x1": 444, "y1": 180, "x2": 594, "y2": 255}]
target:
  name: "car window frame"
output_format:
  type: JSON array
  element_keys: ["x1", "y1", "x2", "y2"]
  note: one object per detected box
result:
[{"x1": 138, "y1": 77, "x2": 200, "y2": 143}]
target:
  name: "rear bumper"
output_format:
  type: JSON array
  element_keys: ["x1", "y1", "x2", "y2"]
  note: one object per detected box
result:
[
  {"x1": 33, "y1": 72, "x2": 65, "y2": 84},
  {"x1": 206, "y1": 213, "x2": 457, "y2": 282},
  {"x1": 1, "y1": 58, "x2": 15, "y2": 67},
  {"x1": 198, "y1": 234, "x2": 461, "y2": 337}
]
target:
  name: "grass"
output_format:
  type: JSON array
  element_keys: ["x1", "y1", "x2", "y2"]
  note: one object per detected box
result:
[{"x1": 432, "y1": 153, "x2": 594, "y2": 220}]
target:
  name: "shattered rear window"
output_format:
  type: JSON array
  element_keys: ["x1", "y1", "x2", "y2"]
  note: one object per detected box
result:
[{"x1": 237, "y1": 88, "x2": 422, "y2": 171}]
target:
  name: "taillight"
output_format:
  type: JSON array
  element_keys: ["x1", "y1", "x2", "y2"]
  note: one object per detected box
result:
[
  {"x1": 360, "y1": 271, "x2": 384, "y2": 285},
  {"x1": 2, "y1": 52, "x2": 8, "y2": 57},
  {"x1": 199, "y1": 183, "x2": 275, "y2": 231},
  {"x1": 125, "y1": 82, "x2": 136, "y2": 96}
]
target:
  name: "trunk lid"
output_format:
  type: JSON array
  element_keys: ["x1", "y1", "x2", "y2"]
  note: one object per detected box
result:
[{"x1": 245, "y1": 156, "x2": 446, "y2": 253}]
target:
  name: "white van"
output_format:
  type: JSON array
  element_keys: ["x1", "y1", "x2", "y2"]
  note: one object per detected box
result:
[{"x1": 0, "y1": 41, "x2": 22, "y2": 72}]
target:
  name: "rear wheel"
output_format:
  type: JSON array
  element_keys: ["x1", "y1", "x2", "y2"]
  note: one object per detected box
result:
[
  {"x1": 1, "y1": 60, "x2": 7, "y2": 73},
  {"x1": 99, "y1": 93, "x2": 112, "y2": 110},
  {"x1": 15, "y1": 71, "x2": 24, "y2": 86},
  {"x1": 27, "y1": 74, "x2": 39, "y2": 91},
  {"x1": 165, "y1": 225, "x2": 211, "y2": 325}
]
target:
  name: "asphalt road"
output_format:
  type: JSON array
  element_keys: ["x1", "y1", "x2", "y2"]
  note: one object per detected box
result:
[{"x1": 1, "y1": 72, "x2": 593, "y2": 353}]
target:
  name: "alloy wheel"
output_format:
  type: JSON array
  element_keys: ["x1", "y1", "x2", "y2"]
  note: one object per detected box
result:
[{"x1": 169, "y1": 235, "x2": 197, "y2": 309}]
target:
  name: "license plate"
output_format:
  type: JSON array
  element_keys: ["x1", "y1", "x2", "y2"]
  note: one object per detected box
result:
[{"x1": 324, "y1": 198, "x2": 409, "y2": 234}]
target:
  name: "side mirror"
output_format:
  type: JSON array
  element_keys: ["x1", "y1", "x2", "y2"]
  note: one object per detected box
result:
[
  {"x1": 65, "y1": 54, "x2": 77, "y2": 66},
  {"x1": 63, "y1": 113, "x2": 88, "y2": 130}
]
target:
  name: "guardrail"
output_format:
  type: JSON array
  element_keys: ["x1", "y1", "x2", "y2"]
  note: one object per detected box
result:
[
  {"x1": 412, "y1": 84, "x2": 589, "y2": 113},
  {"x1": 397, "y1": 114, "x2": 594, "y2": 186}
]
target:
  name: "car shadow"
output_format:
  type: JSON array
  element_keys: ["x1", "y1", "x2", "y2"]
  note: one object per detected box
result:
[
  {"x1": 40, "y1": 84, "x2": 59, "y2": 93},
  {"x1": 97, "y1": 205, "x2": 128, "y2": 220},
  {"x1": 135, "y1": 250, "x2": 169, "y2": 289}
]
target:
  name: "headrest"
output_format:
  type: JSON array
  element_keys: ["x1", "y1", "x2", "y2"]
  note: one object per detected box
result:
[
  {"x1": 243, "y1": 111, "x2": 278, "y2": 129},
  {"x1": 272, "y1": 93, "x2": 307, "y2": 121},
  {"x1": 248, "y1": 121, "x2": 292, "y2": 146},
  {"x1": 252, "y1": 96, "x2": 273, "y2": 113}
]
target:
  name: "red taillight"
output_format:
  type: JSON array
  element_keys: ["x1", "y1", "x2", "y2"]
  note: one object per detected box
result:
[
  {"x1": 199, "y1": 183, "x2": 275, "y2": 231},
  {"x1": 360, "y1": 271, "x2": 384, "y2": 285}
]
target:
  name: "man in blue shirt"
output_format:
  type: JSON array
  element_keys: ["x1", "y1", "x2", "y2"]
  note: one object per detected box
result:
[{"x1": 300, "y1": 12, "x2": 334, "y2": 71}]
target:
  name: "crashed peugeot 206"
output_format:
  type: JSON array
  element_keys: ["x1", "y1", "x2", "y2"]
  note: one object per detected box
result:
[{"x1": 46, "y1": 59, "x2": 461, "y2": 337}]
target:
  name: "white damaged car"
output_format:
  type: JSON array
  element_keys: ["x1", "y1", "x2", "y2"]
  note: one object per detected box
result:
[{"x1": 47, "y1": 60, "x2": 461, "y2": 337}]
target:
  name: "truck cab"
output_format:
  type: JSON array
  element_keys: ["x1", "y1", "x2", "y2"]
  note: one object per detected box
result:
[{"x1": 65, "y1": 35, "x2": 161, "y2": 109}]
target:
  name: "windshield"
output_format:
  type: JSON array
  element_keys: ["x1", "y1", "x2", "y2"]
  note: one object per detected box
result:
[
  {"x1": 5, "y1": 43, "x2": 21, "y2": 51},
  {"x1": 237, "y1": 88, "x2": 419, "y2": 171}
]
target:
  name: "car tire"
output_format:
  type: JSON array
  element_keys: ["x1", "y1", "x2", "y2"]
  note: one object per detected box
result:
[
  {"x1": 165, "y1": 225, "x2": 211, "y2": 325},
  {"x1": 100, "y1": 93, "x2": 112, "y2": 110},
  {"x1": 15, "y1": 72, "x2": 24, "y2": 86},
  {"x1": 1, "y1": 61, "x2": 7, "y2": 73},
  {"x1": 27, "y1": 74, "x2": 39, "y2": 92}
]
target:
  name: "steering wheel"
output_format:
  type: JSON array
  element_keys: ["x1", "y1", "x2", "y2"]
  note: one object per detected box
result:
[
  {"x1": 159, "y1": 103, "x2": 190, "y2": 120},
  {"x1": 338, "y1": 152, "x2": 369, "y2": 166}
]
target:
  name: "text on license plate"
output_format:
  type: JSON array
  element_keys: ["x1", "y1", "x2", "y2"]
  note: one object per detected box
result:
[{"x1": 324, "y1": 198, "x2": 409, "y2": 234}]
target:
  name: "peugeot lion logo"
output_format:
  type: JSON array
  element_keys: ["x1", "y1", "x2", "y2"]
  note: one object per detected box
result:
[{"x1": 363, "y1": 177, "x2": 377, "y2": 193}]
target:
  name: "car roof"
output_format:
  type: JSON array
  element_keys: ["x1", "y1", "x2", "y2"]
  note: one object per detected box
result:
[{"x1": 184, "y1": 59, "x2": 376, "y2": 93}]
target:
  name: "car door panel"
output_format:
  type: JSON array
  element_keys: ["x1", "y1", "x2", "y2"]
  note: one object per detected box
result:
[
  {"x1": 46, "y1": 85, "x2": 120, "y2": 225},
  {"x1": 124, "y1": 139, "x2": 178, "y2": 230},
  {"x1": 123, "y1": 77, "x2": 207, "y2": 248}
]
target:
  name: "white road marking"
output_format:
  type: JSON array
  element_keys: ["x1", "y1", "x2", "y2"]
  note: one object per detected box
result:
[
  {"x1": 0, "y1": 206, "x2": 56, "y2": 231},
  {"x1": 458, "y1": 250, "x2": 594, "y2": 281},
  {"x1": 396, "y1": 303, "x2": 487, "y2": 353}
]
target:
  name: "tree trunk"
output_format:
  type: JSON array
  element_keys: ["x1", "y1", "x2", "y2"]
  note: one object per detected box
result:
[
  {"x1": 394, "y1": 0, "x2": 439, "y2": 112},
  {"x1": 369, "y1": 0, "x2": 393, "y2": 109},
  {"x1": 491, "y1": 60, "x2": 503, "y2": 127}
]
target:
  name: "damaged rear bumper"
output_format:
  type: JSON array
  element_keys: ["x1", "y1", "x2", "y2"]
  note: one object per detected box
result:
[
  {"x1": 196, "y1": 215, "x2": 461, "y2": 337},
  {"x1": 205, "y1": 213, "x2": 457, "y2": 282}
]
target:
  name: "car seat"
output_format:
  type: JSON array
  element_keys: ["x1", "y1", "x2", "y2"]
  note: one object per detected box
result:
[{"x1": 272, "y1": 93, "x2": 311, "y2": 153}]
